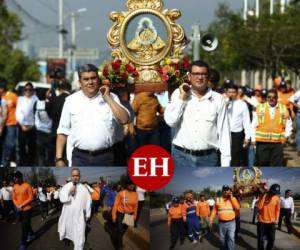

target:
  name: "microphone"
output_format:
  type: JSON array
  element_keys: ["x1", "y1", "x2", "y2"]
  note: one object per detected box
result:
[{"x1": 71, "y1": 182, "x2": 77, "y2": 196}]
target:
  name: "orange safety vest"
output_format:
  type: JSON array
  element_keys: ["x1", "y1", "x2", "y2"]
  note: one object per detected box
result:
[
  {"x1": 214, "y1": 197, "x2": 238, "y2": 221},
  {"x1": 255, "y1": 103, "x2": 288, "y2": 143}
]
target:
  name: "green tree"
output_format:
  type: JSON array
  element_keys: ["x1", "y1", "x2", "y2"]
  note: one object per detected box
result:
[
  {"x1": 0, "y1": 2, "x2": 40, "y2": 89},
  {"x1": 201, "y1": 2, "x2": 300, "y2": 80}
]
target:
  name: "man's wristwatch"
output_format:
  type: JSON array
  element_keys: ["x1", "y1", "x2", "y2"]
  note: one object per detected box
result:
[{"x1": 55, "y1": 157, "x2": 65, "y2": 164}]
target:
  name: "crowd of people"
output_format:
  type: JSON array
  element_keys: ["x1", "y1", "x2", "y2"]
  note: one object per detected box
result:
[
  {"x1": 0, "y1": 169, "x2": 147, "y2": 250},
  {"x1": 165, "y1": 185, "x2": 295, "y2": 250},
  {"x1": 0, "y1": 60, "x2": 299, "y2": 166}
]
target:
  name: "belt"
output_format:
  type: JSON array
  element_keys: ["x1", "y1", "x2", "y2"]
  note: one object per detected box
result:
[
  {"x1": 74, "y1": 147, "x2": 112, "y2": 156},
  {"x1": 174, "y1": 145, "x2": 216, "y2": 157}
]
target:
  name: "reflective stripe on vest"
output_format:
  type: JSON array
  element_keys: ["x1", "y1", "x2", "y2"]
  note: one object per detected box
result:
[
  {"x1": 216, "y1": 198, "x2": 235, "y2": 221},
  {"x1": 256, "y1": 103, "x2": 287, "y2": 143}
]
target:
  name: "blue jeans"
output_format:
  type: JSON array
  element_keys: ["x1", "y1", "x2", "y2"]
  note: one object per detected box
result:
[
  {"x1": 219, "y1": 220, "x2": 236, "y2": 250},
  {"x1": 248, "y1": 145, "x2": 256, "y2": 167},
  {"x1": 172, "y1": 147, "x2": 218, "y2": 167},
  {"x1": 296, "y1": 113, "x2": 300, "y2": 152},
  {"x1": 2, "y1": 125, "x2": 17, "y2": 167}
]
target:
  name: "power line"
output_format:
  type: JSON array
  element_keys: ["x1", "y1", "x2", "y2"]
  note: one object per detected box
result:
[
  {"x1": 37, "y1": 0, "x2": 57, "y2": 14},
  {"x1": 9, "y1": 0, "x2": 57, "y2": 32}
]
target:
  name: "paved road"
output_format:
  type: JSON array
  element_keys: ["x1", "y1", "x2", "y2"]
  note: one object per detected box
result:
[
  {"x1": 0, "y1": 206, "x2": 115, "y2": 250},
  {"x1": 150, "y1": 208, "x2": 300, "y2": 250}
]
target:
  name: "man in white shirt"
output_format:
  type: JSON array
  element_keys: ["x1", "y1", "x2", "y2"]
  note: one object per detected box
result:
[
  {"x1": 278, "y1": 189, "x2": 294, "y2": 234},
  {"x1": 16, "y1": 82, "x2": 38, "y2": 166},
  {"x1": 207, "y1": 197, "x2": 215, "y2": 213},
  {"x1": 251, "y1": 89, "x2": 292, "y2": 166},
  {"x1": 0, "y1": 180, "x2": 14, "y2": 221},
  {"x1": 225, "y1": 83, "x2": 251, "y2": 166},
  {"x1": 251, "y1": 195, "x2": 258, "y2": 224},
  {"x1": 58, "y1": 168, "x2": 91, "y2": 250},
  {"x1": 289, "y1": 90, "x2": 300, "y2": 156},
  {"x1": 136, "y1": 187, "x2": 146, "y2": 227},
  {"x1": 56, "y1": 64, "x2": 129, "y2": 166},
  {"x1": 164, "y1": 60, "x2": 231, "y2": 167}
]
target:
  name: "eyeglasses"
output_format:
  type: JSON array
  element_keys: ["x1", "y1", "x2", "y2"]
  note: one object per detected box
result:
[
  {"x1": 81, "y1": 76, "x2": 98, "y2": 82},
  {"x1": 267, "y1": 96, "x2": 277, "y2": 100},
  {"x1": 190, "y1": 72, "x2": 208, "y2": 78}
]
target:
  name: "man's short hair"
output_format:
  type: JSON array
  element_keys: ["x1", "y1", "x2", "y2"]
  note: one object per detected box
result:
[
  {"x1": 71, "y1": 168, "x2": 81, "y2": 175},
  {"x1": 25, "y1": 82, "x2": 34, "y2": 89},
  {"x1": 189, "y1": 60, "x2": 210, "y2": 73},
  {"x1": 267, "y1": 89, "x2": 278, "y2": 98},
  {"x1": 285, "y1": 189, "x2": 291, "y2": 195},
  {"x1": 226, "y1": 83, "x2": 238, "y2": 91},
  {"x1": 209, "y1": 68, "x2": 220, "y2": 84},
  {"x1": 78, "y1": 64, "x2": 99, "y2": 80},
  {"x1": 0, "y1": 77, "x2": 7, "y2": 89}
]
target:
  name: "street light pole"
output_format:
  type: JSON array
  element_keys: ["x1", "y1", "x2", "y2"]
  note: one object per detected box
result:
[
  {"x1": 243, "y1": 0, "x2": 248, "y2": 21},
  {"x1": 255, "y1": 0, "x2": 260, "y2": 18},
  {"x1": 192, "y1": 24, "x2": 200, "y2": 61},
  {"x1": 270, "y1": 0, "x2": 274, "y2": 15},
  {"x1": 58, "y1": 0, "x2": 64, "y2": 58},
  {"x1": 71, "y1": 12, "x2": 76, "y2": 72}
]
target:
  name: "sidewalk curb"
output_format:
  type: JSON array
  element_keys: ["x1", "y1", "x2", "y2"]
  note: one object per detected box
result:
[{"x1": 95, "y1": 210, "x2": 149, "y2": 250}]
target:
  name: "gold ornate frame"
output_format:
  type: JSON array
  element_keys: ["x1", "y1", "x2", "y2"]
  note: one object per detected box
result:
[
  {"x1": 119, "y1": 9, "x2": 172, "y2": 66},
  {"x1": 107, "y1": 0, "x2": 186, "y2": 83}
]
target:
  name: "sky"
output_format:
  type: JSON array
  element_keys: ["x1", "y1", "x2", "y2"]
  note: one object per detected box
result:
[
  {"x1": 6, "y1": 0, "x2": 245, "y2": 59},
  {"x1": 17, "y1": 167, "x2": 127, "y2": 186},
  {"x1": 162, "y1": 167, "x2": 300, "y2": 195}
]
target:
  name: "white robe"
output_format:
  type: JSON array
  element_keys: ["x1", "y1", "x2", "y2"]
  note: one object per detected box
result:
[{"x1": 58, "y1": 182, "x2": 91, "y2": 250}]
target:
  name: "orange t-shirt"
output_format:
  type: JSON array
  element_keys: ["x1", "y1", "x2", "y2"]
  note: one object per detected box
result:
[
  {"x1": 2, "y1": 91, "x2": 18, "y2": 126},
  {"x1": 112, "y1": 190, "x2": 138, "y2": 222},
  {"x1": 91, "y1": 186, "x2": 100, "y2": 201},
  {"x1": 210, "y1": 196, "x2": 240, "y2": 222},
  {"x1": 168, "y1": 205, "x2": 183, "y2": 225},
  {"x1": 12, "y1": 182, "x2": 33, "y2": 211},
  {"x1": 257, "y1": 194, "x2": 280, "y2": 223},
  {"x1": 197, "y1": 201, "x2": 210, "y2": 218}
]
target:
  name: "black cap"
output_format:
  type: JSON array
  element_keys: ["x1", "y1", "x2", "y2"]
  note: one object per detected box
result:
[
  {"x1": 223, "y1": 79, "x2": 234, "y2": 89},
  {"x1": 261, "y1": 89, "x2": 268, "y2": 97},
  {"x1": 222, "y1": 185, "x2": 231, "y2": 191},
  {"x1": 172, "y1": 197, "x2": 180, "y2": 203},
  {"x1": 279, "y1": 81, "x2": 287, "y2": 88},
  {"x1": 269, "y1": 184, "x2": 280, "y2": 195},
  {"x1": 14, "y1": 171, "x2": 23, "y2": 179}
]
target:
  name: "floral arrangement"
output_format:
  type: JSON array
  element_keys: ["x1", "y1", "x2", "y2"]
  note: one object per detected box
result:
[
  {"x1": 99, "y1": 59, "x2": 139, "y2": 87},
  {"x1": 158, "y1": 56, "x2": 191, "y2": 87}
]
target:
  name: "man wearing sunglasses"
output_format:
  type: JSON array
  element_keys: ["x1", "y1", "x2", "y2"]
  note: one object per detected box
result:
[
  {"x1": 252, "y1": 89, "x2": 292, "y2": 166},
  {"x1": 164, "y1": 60, "x2": 231, "y2": 167}
]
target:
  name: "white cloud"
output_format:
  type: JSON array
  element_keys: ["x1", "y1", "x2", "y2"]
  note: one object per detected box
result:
[{"x1": 192, "y1": 168, "x2": 225, "y2": 178}]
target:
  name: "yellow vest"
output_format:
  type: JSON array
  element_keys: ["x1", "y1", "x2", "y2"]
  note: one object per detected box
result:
[{"x1": 255, "y1": 103, "x2": 288, "y2": 143}]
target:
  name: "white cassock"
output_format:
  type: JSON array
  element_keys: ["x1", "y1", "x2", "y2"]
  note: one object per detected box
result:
[{"x1": 58, "y1": 182, "x2": 91, "y2": 250}]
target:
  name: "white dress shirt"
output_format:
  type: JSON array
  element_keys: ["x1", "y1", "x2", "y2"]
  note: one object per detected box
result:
[
  {"x1": 16, "y1": 95, "x2": 38, "y2": 126},
  {"x1": 251, "y1": 197, "x2": 258, "y2": 209},
  {"x1": 57, "y1": 90, "x2": 129, "y2": 151},
  {"x1": 38, "y1": 187, "x2": 47, "y2": 202},
  {"x1": 0, "y1": 186, "x2": 12, "y2": 200},
  {"x1": 289, "y1": 90, "x2": 300, "y2": 106},
  {"x1": 251, "y1": 104, "x2": 293, "y2": 142},
  {"x1": 280, "y1": 196, "x2": 294, "y2": 214},
  {"x1": 227, "y1": 99, "x2": 251, "y2": 139},
  {"x1": 164, "y1": 88, "x2": 231, "y2": 166},
  {"x1": 136, "y1": 187, "x2": 146, "y2": 201},
  {"x1": 207, "y1": 198, "x2": 215, "y2": 207}
]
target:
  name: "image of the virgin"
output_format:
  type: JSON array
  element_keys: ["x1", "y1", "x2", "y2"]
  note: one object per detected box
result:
[{"x1": 127, "y1": 17, "x2": 165, "y2": 54}]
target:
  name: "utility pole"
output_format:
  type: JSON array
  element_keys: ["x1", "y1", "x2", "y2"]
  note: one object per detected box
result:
[
  {"x1": 192, "y1": 24, "x2": 200, "y2": 61},
  {"x1": 280, "y1": 0, "x2": 285, "y2": 13},
  {"x1": 58, "y1": 0, "x2": 64, "y2": 58},
  {"x1": 243, "y1": 0, "x2": 248, "y2": 21},
  {"x1": 255, "y1": 0, "x2": 259, "y2": 18},
  {"x1": 270, "y1": 0, "x2": 274, "y2": 15},
  {"x1": 71, "y1": 12, "x2": 76, "y2": 72}
]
